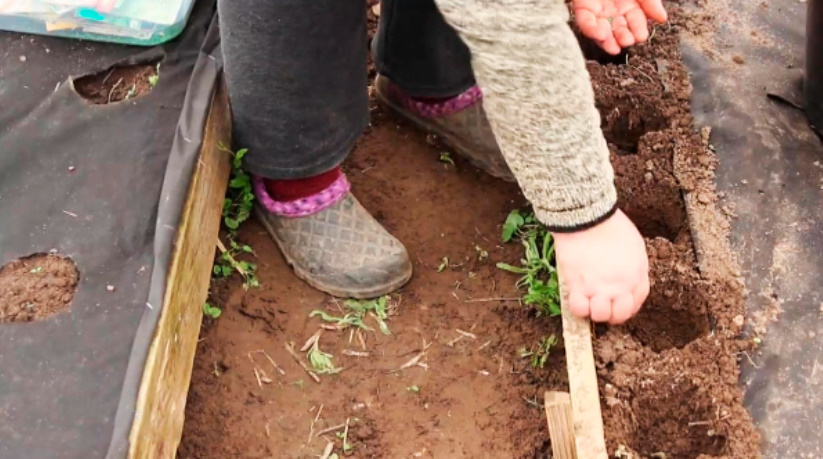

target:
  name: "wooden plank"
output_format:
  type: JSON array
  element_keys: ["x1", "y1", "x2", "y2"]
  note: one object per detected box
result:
[
  {"x1": 544, "y1": 391, "x2": 577, "y2": 459},
  {"x1": 559, "y1": 272, "x2": 608, "y2": 458},
  {"x1": 127, "y1": 80, "x2": 231, "y2": 458}
]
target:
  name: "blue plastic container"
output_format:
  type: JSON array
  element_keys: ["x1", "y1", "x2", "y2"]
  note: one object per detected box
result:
[{"x1": 0, "y1": 0, "x2": 196, "y2": 46}]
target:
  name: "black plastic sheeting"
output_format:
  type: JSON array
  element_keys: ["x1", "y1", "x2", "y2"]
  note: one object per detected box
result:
[
  {"x1": 0, "y1": 1, "x2": 220, "y2": 457},
  {"x1": 683, "y1": 0, "x2": 823, "y2": 456}
]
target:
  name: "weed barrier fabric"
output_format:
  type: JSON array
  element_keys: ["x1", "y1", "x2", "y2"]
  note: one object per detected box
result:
[
  {"x1": 683, "y1": 0, "x2": 823, "y2": 455},
  {"x1": 0, "y1": 1, "x2": 220, "y2": 457}
]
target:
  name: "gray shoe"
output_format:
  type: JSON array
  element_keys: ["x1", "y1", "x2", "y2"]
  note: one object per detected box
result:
[
  {"x1": 256, "y1": 193, "x2": 412, "y2": 298},
  {"x1": 374, "y1": 74, "x2": 515, "y2": 182}
]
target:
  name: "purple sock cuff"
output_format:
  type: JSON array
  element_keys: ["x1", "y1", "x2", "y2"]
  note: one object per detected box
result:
[
  {"x1": 391, "y1": 84, "x2": 483, "y2": 118},
  {"x1": 253, "y1": 173, "x2": 350, "y2": 218}
]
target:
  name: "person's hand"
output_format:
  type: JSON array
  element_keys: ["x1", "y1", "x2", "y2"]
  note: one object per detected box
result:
[
  {"x1": 572, "y1": 0, "x2": 668, "y2": 55},
  {"x1": 552, "y1": 210, "x2": 649, "y2": 324}
]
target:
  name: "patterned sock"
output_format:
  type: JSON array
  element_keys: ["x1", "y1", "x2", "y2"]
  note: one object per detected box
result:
[
  {"x1": 390, "y1": 84, "x2": 483, "y2": 118},
  {"x1": 264, "y1": 167, "x2": 341, "y2": 201},
  {"x1": 256, "y1": 167, "x2": 350, "y2": 218}
]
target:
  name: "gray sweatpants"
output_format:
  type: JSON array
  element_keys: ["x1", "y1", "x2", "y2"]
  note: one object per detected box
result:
[{"x1": 218, "y1": 0, "x2": 475, "y2": 180}]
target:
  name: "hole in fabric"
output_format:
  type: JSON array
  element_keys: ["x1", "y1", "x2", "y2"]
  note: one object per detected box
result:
[
  {"x1": 74, "y1": 59, "x2": 161, "y2": 104},
  {"x1": 0, "y1": 253, "x2": 80, "y2": 323}
]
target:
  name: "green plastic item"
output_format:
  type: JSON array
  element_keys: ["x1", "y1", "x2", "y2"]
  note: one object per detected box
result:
[{"x1": 0, "y1": 0, "x2": 195, "y2": 46}]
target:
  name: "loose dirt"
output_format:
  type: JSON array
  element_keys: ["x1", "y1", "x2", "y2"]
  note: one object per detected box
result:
[
  {"x1": 0, "y1": 253, "x2": 79, "y2": 323},
  {"x1": 74, "y1": 61, "x2": 159, "y2": 104},
  {"x1": 179, "y1": 3, "x2": 760, "y2": 458}
]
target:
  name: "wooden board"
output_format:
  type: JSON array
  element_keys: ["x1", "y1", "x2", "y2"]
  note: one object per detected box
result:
[
  {"x1": 127, "y1": 81, "x2": 232, "y2": 458},
  {"x1": 559, "y1": 272, "x2": 608, "y2": 458},
  {"x1": 544, "y1": 391, "x2": 576, "y2": 459}
]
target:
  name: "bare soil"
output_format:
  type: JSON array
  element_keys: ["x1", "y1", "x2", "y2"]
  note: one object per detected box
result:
[
  {"x1": 179, "y1": 4, "x2": 760, "y2": 458},
  {"x1": 0, "y1": 253, "x2": 79, "y2": 323},
  {"x1": 74, "y1": 61, "x2": 159, "y2": 104}
]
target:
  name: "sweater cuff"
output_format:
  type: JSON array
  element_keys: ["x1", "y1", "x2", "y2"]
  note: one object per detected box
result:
[{"x1": 533, "y1": 189, "x2": 618, "y2": 233}]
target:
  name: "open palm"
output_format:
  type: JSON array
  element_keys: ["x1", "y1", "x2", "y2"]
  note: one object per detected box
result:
[{"x1": 573, "y1": 0, "x2": 668, "y2": 55}]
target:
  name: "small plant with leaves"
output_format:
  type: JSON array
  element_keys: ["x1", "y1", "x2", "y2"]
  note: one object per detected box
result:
[
  {"x1": 439, "y1": 151, "x2": 455, "y2": 165},
  {"x1": 211, "y1": 146, "x2": 260, "y2": 289},
  {"x1": 213, "y1": 239, "x2": 259, "y2": 290},
  {"x1": 307, "y1": 339, "x2": 341, "y2": 375},
  {"x1": 310, "y1": 296, "x2": 392, "y2": 335},
  {"x1": 222, "y1": 147, "x2": 255, "y2": 233},
  {"x1": 497, "y1": 209, "x2": 560, "y2": 317},
  {"x1": 519, "y1": 334, "x2": 558, "y2": 368},
  {"x1": 202, "y1": 302, "x2": 222, "y2": 319},
  {"x1": 147, "y1": 63, "x2": 160, "y2": 87}
]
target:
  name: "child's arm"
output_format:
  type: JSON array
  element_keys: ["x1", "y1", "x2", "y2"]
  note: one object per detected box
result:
[{"x1": 435, "y1": 0, "x2": 655, "y2": 323}]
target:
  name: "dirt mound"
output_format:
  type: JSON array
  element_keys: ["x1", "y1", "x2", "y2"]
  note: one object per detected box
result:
[
  {"x1": 179, "y1": 4, "x2": 760, "y2": 458},
  {"x1": 0, "y1": 253, "x2": 79, "y2": 323}
]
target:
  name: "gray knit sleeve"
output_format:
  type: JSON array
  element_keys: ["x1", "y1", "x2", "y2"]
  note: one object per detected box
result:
[{"x1": 434, "y1": 0, "x2": 617, "y2": 231}]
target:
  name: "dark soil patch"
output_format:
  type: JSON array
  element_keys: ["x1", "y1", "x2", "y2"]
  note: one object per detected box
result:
[
  {"x1": 180, "y1": 4, "x2": 760, "y2": 458},
  {"x1": 0, "y1": 253, "x2": 79, "y2": 323},
  {"x1": 74, "y1": 61, "x2": 159, "y2": 104}
]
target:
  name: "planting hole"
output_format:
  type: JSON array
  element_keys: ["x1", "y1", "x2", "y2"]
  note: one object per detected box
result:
[
  {"x1": 626, "y1": 239, "x2": 710, "y2": 352},
  {"x1": 74, "y1": 60, "x2": 160, "y2": 104},
  {"x1": 630, "y1": 381, "x2": 728, "y2": 457},
  {"x1": 611, "y1": 141, "x2": 688, "y2": 241},
  {"x1": 0, "y1": 254, "x2": 79, "y2": 323}
]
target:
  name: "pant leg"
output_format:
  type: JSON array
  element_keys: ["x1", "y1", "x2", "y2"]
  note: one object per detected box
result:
[
  {"x1": 373, "y1": 0, "x2": 475, "y2": 98},
  {"x1": 218, "y1": 0, "x2": 369, "y2": 180}
]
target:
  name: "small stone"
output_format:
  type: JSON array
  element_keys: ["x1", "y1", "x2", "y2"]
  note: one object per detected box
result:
[
  {"x1": 68, "y1": 166, "x2": 76, "y2": 172},
  {"x1": 19, "y1": 55, "x2": 26, "y2": 62},
  {"x1": 644, "y1": 172, "x2": 654, "y2": 183},
  {"x1": 740, "y1": 179, "x2": 748, "y2": 185},
  {"x1": 371, "y1": 3, "x2": 380, "y2": 15},
  {"x1": 698, "y1": 193, "x2": 712, "y2": 204},
  {"x1": 732, "y1": 315, "x2": 745, "y2": 327},
  {"x1": 645, "y1": 160, "x2": 655, "y2": 171},
  {"x1": 107, "y1": 285, "x2": 116, "y2": 292}
]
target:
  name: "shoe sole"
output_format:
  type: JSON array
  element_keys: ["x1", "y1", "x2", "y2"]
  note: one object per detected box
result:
[
  {"x1": 255, "y1": 206, "x2": 413, "y2": 299},
  {"x1": 373, "y1": 77, "x2": 516, "y2": 183}
]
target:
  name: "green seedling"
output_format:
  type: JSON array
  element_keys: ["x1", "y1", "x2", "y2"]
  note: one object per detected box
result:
[
  {"x1": 310, "y1": 296, "x2": 392, "y2": 335},
  {"x1": 202, "y1": 302, "x2": 222, "y2": 319},
  {"x1": 437, "y1": 256, "x2": 449, "y2": 272},
  {"x1": 212, "y1": 146, "x2": 260, "y2": 289},
  {"x1": 293, "y1": 379, "x2": 305, "y2": 389},
  {"x1": 407, "y1": 385, "x2": 420, "y2": 393},
  {"x1": 29, "y1": 266, "x2": 43, "y2": 274},
  {"x1": 310, "y1": 310, "x2": 370, "y2": 331},
  {"x1": 221, "y1": 147, "x2": 254, "y2": 233},
  {"x1": 307, "y1": 340, "x2": 341, "y2": 375},
  {"x1": 498, "y1": 210, "x2": 560, "y2": 316},
  {"x1": 147, "y1": 63, "x2": 160, "y2": 87},
  {"x1": 439, "y1": 152, "x2": 455, "y2": 165},
  {"x1": 519, "y1": 335, "x2": 558, "y2": 368},
  {"x1": 125, "y1": 83, "x2": 137, "y2": 100},
  {"x1": 213, "y1": 239, "x2": 259, "y2": 290},
  {"x1": 501, "y1": 209, "x2": 537, "y2": 243}
]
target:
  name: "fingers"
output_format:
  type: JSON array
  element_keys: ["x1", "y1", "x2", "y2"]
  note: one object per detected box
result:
[
  {"x1": 632, "y1": 273, "x2": 651, "y2": 316},
  {"x1": 598, "y1": 35, "x2": 622, "y2": 56},
  {"x1": 568, "y1": 290, "x2": 590, "y2": 318},
  {"x1": 611, "y1": 16, "x2": 636, "y2": 49},
  {"x1": 638, "y1": 0, "x2": 668, "y2": 23},
  {"x1": 609, "y1": 294, "x2": 635, "y2": 324},
  {"x1": 589, "y1": 295, "x2": 612, "y2": 322},
  {"x1": 625, "y1": 7, "x2": 649, "y2": 43},
  {"x1": 575, "y1": 9, "x2": 610, "y2": 42}
]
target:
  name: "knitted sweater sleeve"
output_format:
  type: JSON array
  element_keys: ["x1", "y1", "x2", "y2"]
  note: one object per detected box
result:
[{"x1": 433, "y1": 0, "x2": 617, "y2": 232}]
